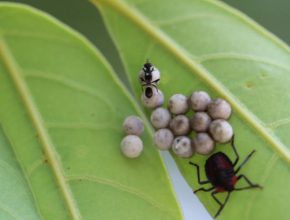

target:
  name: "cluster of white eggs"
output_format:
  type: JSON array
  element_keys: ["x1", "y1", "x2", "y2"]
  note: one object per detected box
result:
[
  {"x1": 120, "y1": 62, "x2": 233, "y2": 159},
  {"x1": 151, "y1": 92, "x2": 233, "y2": 158}
]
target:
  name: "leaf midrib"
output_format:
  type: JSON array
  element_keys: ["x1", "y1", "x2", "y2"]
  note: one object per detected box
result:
[
  {"x1": 93, "y1": 0, "x2": 290, "y2": 164},
  {"x1": 0, "y1": 37, "x2": 81, "y2": 220}
]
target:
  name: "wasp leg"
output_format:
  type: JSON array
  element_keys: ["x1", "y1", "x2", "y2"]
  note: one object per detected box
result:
[
  {"x1": 212, "y1": 191, "x2": 231, "y2": 218},
  {"x1": 152, "y1": 78, "x2": 160, "y2": 84},
  {"x1": 234, "y1": 175, "x2": 262, "y2": 190},
  {"x1": 234, "y1": 150, "x2": 256, "y2": 174},
  {"x1": 151, "y1": 84, "x2": 159, "y2": 92},
  {"x1": 189, "y1": 162, "x2": 210, "y2": 185}
]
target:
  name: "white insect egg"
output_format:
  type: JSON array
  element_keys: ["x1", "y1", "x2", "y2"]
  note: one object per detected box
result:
[
  {"x1": 154, "y1": 128, "x2": 174, "y2": 150},
  {"x1": 141, "y1": 86, "x2": 164, "y2": 109},
  {"x1": 192, "y1": 133, "x2": 215, "y2": 155},
  {"x1": 190, "y1": 112, "x2": 212, "y2": 132},
  {"x1": 123, "y1": 115, "x2": 144, "y2": 136},
  {"x1": 172, "y1": 136, "x2": 194, "y2": 158},
  {"x1": 209, "y1": 119, "x2": 233, "y2": 143},
  {"x1": 170, "y1": 115, "x2": 190, "y2": 136},
  {"x1": 120, "y1": 135, "x2": 143, "y2": 158},
  {"x1": 150, "y1": 107, "x2": 171, "y2": 129},
  {"x1": 168, "y1": 94, "x2": 189, "y2": 114},
  {"x1": 207, "y1": 98, "x2": 232, "y2": 120},
  {"x1": 189, "y1": 91, "x2": 211, "y2": 111}
]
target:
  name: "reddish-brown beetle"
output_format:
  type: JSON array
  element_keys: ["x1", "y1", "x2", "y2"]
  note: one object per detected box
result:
[{"x1": 189, "y1": 136, "x2": 262, "y2": 218}]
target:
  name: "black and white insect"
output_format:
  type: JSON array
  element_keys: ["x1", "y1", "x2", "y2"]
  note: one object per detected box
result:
[
  {"x1": 189, "y1": 136, "x2": 262, "y2": 218},
  {"x1": 139, "y1": 61, "x2": 160, "y2": 93}
]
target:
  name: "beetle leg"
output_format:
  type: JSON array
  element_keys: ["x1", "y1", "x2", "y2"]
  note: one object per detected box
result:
[
  {"x1": 189, "y1": 162, "x2": 210, "y2": 185},
  {"x1": 231, "y1": 135, "x2": 240, "y2": 167},
  {"x1": 234, "y1": 150, "x2": 256, "y2": 174},
  {"x1": 194, "y1": 186, "x2": 214, "y2": 193},
  {"x1": 212, "y1": 191, "x2": 231, "y2": 218},
  {"x1": 234, "y1": 175, "x2": 262, "y2": 190}
]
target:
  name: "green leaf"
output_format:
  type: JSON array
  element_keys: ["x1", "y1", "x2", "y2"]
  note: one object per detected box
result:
[
  {"x1": 92, "y1": 0, "x2": 290, "y2": 219},
  {"x1": 0, "y1": 126, "x2": 41, "y2": 220},
  {"x1": 0, "y1": 3, "x2": 182, "y2": 220}
]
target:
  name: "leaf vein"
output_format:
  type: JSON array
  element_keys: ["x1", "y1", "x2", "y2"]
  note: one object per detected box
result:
[
  {"x1": 154, "y1": 13, "x2": 222, "y2": 26},
  {"x1": 244, "y1": 154, "x2": 279, "y2": 219},
  {"x1": 203, "y1": 0, "x2": 290, "y2": 53},
  {"x1": 46, "y1": 122, "x2": 120, "y2": 133},
  {"x1": 66, "y1": 174, "x2": 177, "y2": 214},
  {"x1": 197, "y1": 52, "x2": 290, "y2": 72},
  {"x1": 94, "y1": 0, "x2": 290, "y2": 164},
  {"x1": 27, "y1": 157, "x2": 46, "y2": 177},
  {"x1": 266, "y1": 117, "x2": 290, "y2": 130},
  {"x1": 24, "y1": 70, "x2": 116, "y2": 120},
  {"x1": 0, "y1": 202, "x2": 20, "y2": 220},
  {"x1": 2, "y1": 30, "x2": 77, "y2": 46},
  {"x1": 0, "y1": 37, "x2": 82, "y2": 220},
  {"x1": 0, "y1": 159, "x2": 26, "y2": 183}
]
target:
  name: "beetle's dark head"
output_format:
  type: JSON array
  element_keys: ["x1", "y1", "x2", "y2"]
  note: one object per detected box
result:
[
  {"x1": 224, "y1": 184, "x2": 234, "y2": 192},
  {"x1": 145, "y1": 87, "x2": 153, "y2": 98},
  {"x1": 143, "y1": 62, "x2": 154, "y2": 81}
]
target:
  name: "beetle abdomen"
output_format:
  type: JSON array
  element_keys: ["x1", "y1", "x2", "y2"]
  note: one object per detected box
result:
[{"x1": 205, "y1": 152, "x2": 236, "y2": 191}]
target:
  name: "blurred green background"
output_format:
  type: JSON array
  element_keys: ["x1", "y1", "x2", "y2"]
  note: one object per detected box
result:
[{"x1": 2, "y1": 0, "x2": 289, "y2": 84}]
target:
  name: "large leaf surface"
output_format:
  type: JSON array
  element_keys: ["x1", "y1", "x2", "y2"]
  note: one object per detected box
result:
[
  {"x1": 0, "y1": 3, "x2": 182, "y2": 220},
  {"x1": 0, "y1": 126, "x2": 41, "y2": 220},
  {"x1": 93, "y1": 0, "x2": 290, "y2": 219}
]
